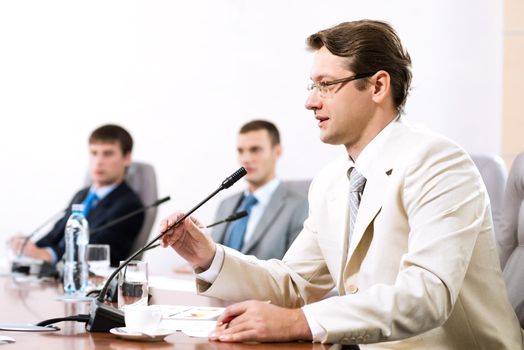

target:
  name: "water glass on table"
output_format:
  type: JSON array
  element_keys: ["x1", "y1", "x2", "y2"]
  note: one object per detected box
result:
[
  {"x1": 86, "y1": 244, "x2": 110, "y2": 289},
  {"x1": 118, "y1": 260, "x2": 148, "y2": 309}
]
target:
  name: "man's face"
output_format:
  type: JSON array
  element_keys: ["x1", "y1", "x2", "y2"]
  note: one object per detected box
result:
[
  {"x1": 305, "y1": 46, "x2": 374, "y2": 151},
  {"x1": 237, "y1": 129, "x2": 281, "y2": 191},
  {"x1": 88, "y1": 141, "x2": 130, "y2": 188}
]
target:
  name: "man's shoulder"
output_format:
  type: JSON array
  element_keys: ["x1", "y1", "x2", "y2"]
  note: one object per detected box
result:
[
  {"x1": 279, "y1": 181, "x2": 309, "y2": 201},
  {"x1": 311, "y1": 120, "x2": 467, "y2": 187},
  {"x1": 388, "y1": 119, "x2": 468, "y2": 166},
  {"x1": 110, "y1": 181, "x2": 143, "y2": 207},
  {"x1": 392, "y1": 118, "x2": 462, "y2": 149},
  {"x1": 71, "y1": 187, "x2": 90, "y2": 202}
]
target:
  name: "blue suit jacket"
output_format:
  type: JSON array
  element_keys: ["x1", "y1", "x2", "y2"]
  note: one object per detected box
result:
[{"x1": 36, "y1": 181, "x2": 144, "y2": 266}]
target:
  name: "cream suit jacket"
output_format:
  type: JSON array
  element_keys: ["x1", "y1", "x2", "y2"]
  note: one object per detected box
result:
[{"x1": 197, "y1": 119, "x2": 523, "y2": 349}]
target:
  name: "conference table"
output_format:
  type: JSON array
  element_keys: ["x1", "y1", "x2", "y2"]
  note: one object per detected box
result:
[{"x1": 0, "y1": 272, "x2": 341, "y2": 350}]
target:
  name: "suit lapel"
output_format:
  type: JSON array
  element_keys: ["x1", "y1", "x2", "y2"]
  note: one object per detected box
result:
[
  {"x1": 346, "y1": 168, "x2": 391, "y2": 263},
  {"x1": 87, "y1": 182, "x2": 126, "y2": 225},
  {"x1": 241, "y1": 184, "x2": 286, "y2": 254},
  {"x1": 324, "y1": 167, "x2": 351, "y2": 290},
  {"x1": 341, "y1": 120, "x2": 405, "y2": 277}
]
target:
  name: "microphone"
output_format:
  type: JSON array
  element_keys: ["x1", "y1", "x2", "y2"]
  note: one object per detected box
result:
[
  {"x1": 141, "y1": 210, "x2": 249, "y2": 252},
  {"x1": 11, "y1": 208, "x2": 68, "y2": 275},
  {"x1": 14, "y1": 196, "x2": 171, "y2": 274},
  {"x1": 221, "y1": 168, "x2": 247, "y2": 189},
  {"x1": 90, "y1": 196, "x2": 171, "y2": 234},
  {"x1": 17, "y1": 208, "x2": 67, "y2": 257},
  {"x1": 84, "y1": 167, "x2": 246, "y2": 332},
  {"x1": 206, "y1": 210, "x2": 247, "y2": 228}
]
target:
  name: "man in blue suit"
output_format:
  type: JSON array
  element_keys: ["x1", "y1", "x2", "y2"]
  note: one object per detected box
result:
[{"x1": 9, "y1": 124, "x2": 144, "y2": 266}]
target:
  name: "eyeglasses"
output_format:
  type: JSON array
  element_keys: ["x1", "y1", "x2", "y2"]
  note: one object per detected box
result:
[{"x1": 307, "y1": 72, "x2": 376, "y2": 98}]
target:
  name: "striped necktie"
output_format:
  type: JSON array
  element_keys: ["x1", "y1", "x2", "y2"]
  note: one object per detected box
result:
[
  {"x1": 338, "y1": 167, "x2": 367, "y2": 295},
  {"x1": 348, "y1": 167, "x2": 366, "y2": 239}
]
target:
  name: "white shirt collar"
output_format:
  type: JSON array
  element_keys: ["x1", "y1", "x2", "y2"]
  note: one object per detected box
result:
[
  {"x1": 244, "y1": 178, "x2": 281, "y2": 206},
  {"x1": 89, "y1": 183, "x2": 118, "y2": 200},
  {"x1": 351, "y1": 116, "x2": 400, "y2": 179}
]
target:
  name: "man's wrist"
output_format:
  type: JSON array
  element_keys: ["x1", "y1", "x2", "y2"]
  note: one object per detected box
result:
[
  {"x1": 36, "y1": 248, "x2": 52, "y2": 263},
  {"x1": 196, "y1": 244, "x2": 224, "y2": 284},
  {"x1": 198, "y1": 242, "x2": 217, "y2": 270},
  {"x1": 289, "y1": 308, "x2": 313, "y2": 341}
]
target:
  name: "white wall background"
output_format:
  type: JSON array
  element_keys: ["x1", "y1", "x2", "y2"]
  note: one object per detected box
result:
[{"x1": 0, "y1": 0, "x2": 503, "y2": 272}]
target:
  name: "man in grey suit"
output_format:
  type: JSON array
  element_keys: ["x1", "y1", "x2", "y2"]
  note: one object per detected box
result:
[{"x1": 211, "y1": 120, "x2": 308, "y2": 260}]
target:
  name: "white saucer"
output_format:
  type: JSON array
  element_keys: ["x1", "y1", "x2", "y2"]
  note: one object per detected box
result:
[
  {"x1": 110, "y1": 327, "x2": 175, "y2": 342},
  {"x1": 55, "y1": 295, "x2": 94, "y2": 303},
  {"x1": 0, "y1": 335, "x2": 15, "y2": 344}
]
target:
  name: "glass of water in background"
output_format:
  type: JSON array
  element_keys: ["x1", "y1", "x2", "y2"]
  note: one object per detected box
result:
[
  {"x1": 86, "y1": 244, "x2": 110, "y2": 289},
  {"x1": 118, "y1": 260, "x2": 148, "y2": 309}
]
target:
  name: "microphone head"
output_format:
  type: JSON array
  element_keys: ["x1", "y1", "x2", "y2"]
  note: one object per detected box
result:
[
  {"x1": 227, "y1": 210, "x2": 248, "y2": 221},
  {"x1": 221, "y1": 167, "x2": 247, "y2": 189},
  {"x1": 155, "y1": 196, "x2": 171, "y2": 206}
]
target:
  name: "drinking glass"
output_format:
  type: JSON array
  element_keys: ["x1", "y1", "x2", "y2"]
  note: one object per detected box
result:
[
  {"x1": 86, "y1": 244, "x2": 110, "y2": 289},
  {"x1": 118, "y1": 260, "x2": 148, "y2": 309}
]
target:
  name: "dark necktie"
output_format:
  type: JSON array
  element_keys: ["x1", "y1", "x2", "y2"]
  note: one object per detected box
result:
[{"x1": 225, "y1": 194, "x2": 258, "y2": 250}]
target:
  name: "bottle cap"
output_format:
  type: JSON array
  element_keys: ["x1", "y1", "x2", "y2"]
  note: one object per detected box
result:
[{"x1": 71, "y1": 204, "x2": 84, "y2": 213}]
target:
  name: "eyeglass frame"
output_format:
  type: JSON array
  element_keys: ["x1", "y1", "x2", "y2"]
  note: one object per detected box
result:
[{"x1": 307, "y1": 72, "x2": 376, "y2": 97}]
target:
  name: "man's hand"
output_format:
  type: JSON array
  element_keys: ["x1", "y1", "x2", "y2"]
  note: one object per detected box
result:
[
  {"x1": 9, "y1": 235, "x2": 52, "y2": 262},
  {"x1": 159, "y1": 212, "x2": 216, "y2": 270},
  {"x1": 209, "y1": 300, "x2": 312, "y2": 343},
  {"x1": 9, "y1": 234, "x2": 26, "y2": 255}
]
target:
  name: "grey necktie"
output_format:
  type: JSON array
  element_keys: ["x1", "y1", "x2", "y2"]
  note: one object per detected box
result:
[
  {"x1": 348, "y1": 167, "x2": 367, "y2": 239},
  {"x1": 338, "y1": 167, "x2": 367, "y2": 295}
]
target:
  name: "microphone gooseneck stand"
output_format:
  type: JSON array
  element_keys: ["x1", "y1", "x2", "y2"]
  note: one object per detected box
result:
[
  {"x1": 138, "y1": 210, "x2": 248, "y2": 253},
  {"x1": 37, "y1": 167, "x2": 247, "y2": 332}
]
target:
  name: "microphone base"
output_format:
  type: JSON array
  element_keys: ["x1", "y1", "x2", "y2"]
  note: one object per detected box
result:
[
  {"x1": 86, "y1": 299, "x2": 124, "y2": 332},
  {"x1": 11, "y1": 259, "x2": 43, "y2": 276}
]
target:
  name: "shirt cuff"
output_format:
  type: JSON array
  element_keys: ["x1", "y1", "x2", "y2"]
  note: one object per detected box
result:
[
  {"x1": 302, "y1": 304, "x2": 327, "y2": 342},
  {"x1": 197, "y1": 244, "x2": 224, "y2": 284},
  {"x1": 45, "y1": 247, "x2": 58, "y2": 264}
]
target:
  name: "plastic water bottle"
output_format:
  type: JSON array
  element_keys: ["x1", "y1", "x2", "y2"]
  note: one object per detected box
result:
[{"x1": 63, "y1": 204, "x2": 89, "y2": 294}]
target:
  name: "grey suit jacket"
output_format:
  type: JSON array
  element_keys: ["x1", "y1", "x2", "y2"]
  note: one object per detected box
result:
[{"x1": 211, "y1": 182, "x2": 308, "y2": 260}]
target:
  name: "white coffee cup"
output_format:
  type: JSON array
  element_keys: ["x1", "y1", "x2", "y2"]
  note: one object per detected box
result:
[{"x1": 124, "y1": 305, "x2": 162, "y2": 334}]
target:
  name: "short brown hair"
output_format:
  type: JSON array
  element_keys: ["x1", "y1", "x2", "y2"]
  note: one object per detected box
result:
[
  {"x1": 239, "y1": 120, "x2": 280, "y2": 146},
  {"x1": 307, "y1": 20, "x2": 412, "y2": 113},
  {"x1": 89, "y1": 124, "x2": 133, "y2": 155}
]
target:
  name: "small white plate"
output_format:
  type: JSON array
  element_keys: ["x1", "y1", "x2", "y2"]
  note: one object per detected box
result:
[
  {"x1": 55, "y1": 295, "x2": 94, "y2": 303},
  {"x1": 0, "y1": 335, "x2": 15, "y2": 344},
  {"x1": 110, "y1": 327, "x2": 175, "y2": 342}
]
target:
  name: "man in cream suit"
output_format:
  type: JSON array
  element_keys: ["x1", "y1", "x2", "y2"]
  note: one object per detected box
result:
[
  {"x1": 160, "y1": 20, "x2": 523, "y2": 349},
  {"x1": 211, "y1": 120, "x2": 308, "y2": 260}
]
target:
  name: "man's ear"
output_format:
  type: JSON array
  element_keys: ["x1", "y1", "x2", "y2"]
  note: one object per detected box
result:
[
  {"x1": 273, "y1": 144, "x2": 283, "y2": 158},
  {"x1": 370, "y1": 70, "x2": 391, "y2": 105},
  {"x1": 123, "y1": 152, "x2": 132, "y2": 167}
]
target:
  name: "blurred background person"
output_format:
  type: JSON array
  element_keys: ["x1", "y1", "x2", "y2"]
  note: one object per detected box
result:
[
  {"x1": 9, "y1": 124, "x2": 144, "y2": 266},
  {"x1": 211, "y1": 120, "x2": 308, "y2": 259}
]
